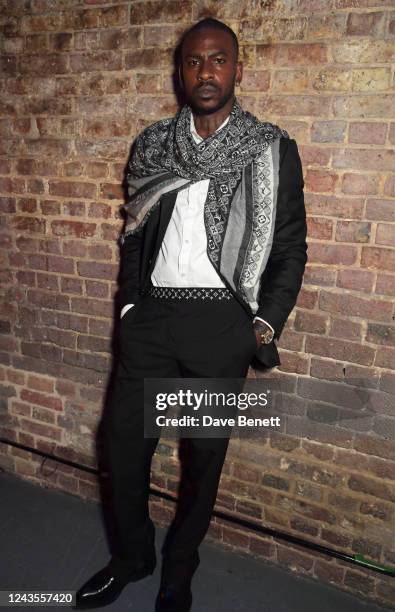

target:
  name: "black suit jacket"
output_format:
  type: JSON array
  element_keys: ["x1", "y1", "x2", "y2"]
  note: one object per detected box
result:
[{"x1": 118, "y1": 137, "x2": 308, "y2": 369}]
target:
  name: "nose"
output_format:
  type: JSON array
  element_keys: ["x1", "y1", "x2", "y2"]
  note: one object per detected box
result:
[{"x1": 197, "y1": 59, "x2": 213, "y2": 82}]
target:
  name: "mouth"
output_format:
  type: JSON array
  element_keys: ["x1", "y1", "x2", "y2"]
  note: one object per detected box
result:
[{"x1": 195, "y1": 85, "x2": 218, "y2": 98}]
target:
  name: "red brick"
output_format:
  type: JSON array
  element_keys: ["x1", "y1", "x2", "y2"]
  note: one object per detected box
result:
[
  {"x1": 86, "y1": 163, "x2": 109, "y2": 180},
  {"x1": 306, "y1": 217, "x2": 333, "y2": 240},
  {"x1": 240, "y1": 70, "x2": 270, "y2": 92},
  {"x1": 294, "y1": 311, "x2": 327, "y2": 334},
  {"x1": 314, "y1": 559, "x2": 344, "y2": 584},
  {"x1": 88, "y1": 202, "x2": 112, "y2": 220},
  {"x1": 332, "y1": 148, "x2": 394, "y2": 171},
  {"x1": 305, "y1": 169, "x2": 338, "y2": 193},
  {"x1": 19, "y1": 54, "x2": 68, "y2": 75},
  {"x1": 0, "y1": 55, "x2": 18, "y2": 76},
  {"x1": 329, "y1": 317, "x2": 362, "y2": 341},
  {"x1": 12, "y1": 216, "x2": 46, "y2": 234},
  {"x1": 366, "y1": 323, "x2": 395, "y2": 347},
  {"x1": 375, "y1": 346, "x2": 395, "y2": 369},
  {"x1": 85, "y1": 280, "x2": 108, "y2": 298},
  {"x1": 97, "y1": 27, "x2": 143, "y2": 51},
  {"x1": 126, "y1": 47, "x2": 172, "y2": 70},
  {"x1": 36, "y1": 272, "x2": 59, "y2": 292},
  {"x1": 361, "y1": 247, "x2": 395, "y2": 272},
  {"x1": 307, "y1": 13, "x2": 347, "y2": 40},
  {"x1": 298, "y1": 145, "x2": 331, "y2": 167},
  {"x1": 45, "y1": 256, "x2": 74, "y2": 275},
  {"x1": 18, "y1": 198, "x2": 37, "y2": 213},
  {"x1": 341, "y1": 173, "x2": 378, "y2": 195},
  {"x1": 333, "y1": 95, "x2": 395, "y2": 118},
  {"x1": 360, "y1": 501, "x2": 393, "y2": 522},
  {"x1": 77, "y1": 261, "x2": 117, "y2": 281},
  {"x1": 62, "y1": 202, "x2": 86, "y2": 217},
  {"x1": 74, "y1": 138, "x2": 128, "y2": 160},
  {"x1": 49, "y1": 181, "x2": 96, "y2": 199},
  {"x1": 62, "y1": 6, "x2": 128, "y2": 30},
  {"x1": 21, "y1": 97, "x2": 73, "y2": 116},
  {"x1": 64, "y1": 162, "x2": 84, "y2": 178},
  {"x1": 311, "y1": 120, "x2": 346, "y2": 143},
  {"x1": 348, "y1": 474, "x2": 395, "y2": 503},
  {"x1": 130, "y1": 0, "x2": 191, "y2": 25},
  {"x1": 348, "y1": 121, "x2": 387, "y2": 145},
  {"x1": 258, "y1": 95, "x2": 331, "y2": 117},
  {"x1": 335, "y1": 220, "x2": 371, "y2": 243},
  {"x1": 383, "y1": 177, "x2": 395, "y2": 198},
  {"x1": 336, "y1": 0, "x2": 394, "y2": 6},
  {"x1": 319, "y1": 290, "x2": 392, "y2": 322},
  {"x1": 275, "y1": 42, "x2": 328, "y2": 65},
  {"x1": 365, "y1": 199, "x2": 394, "y2": 222},
  {"x1": 99, "y1": 183, "x2": 123, "y2": 200},
  {"x1": 61, "y1": 277, "x2": 83, "y2": 295},
  {"x1": 307, "y1": 243, "x2": 358, "y2": 265},
  {"x1": 87, "y1": 244, "x2": 112, "y2": 260},
  {"x1": 20, "y1": 388, "x2": 62, "y2": 411},
  {"x1": 79, "y1": 118, "x2": 120, "y2": 140},
  {"x1": 1, "y1": 197, "x2": 16, "y2": 213},
  {"x1": 375, "y1": 223, "x2": 395, "y2": 247},
  {"x1": 132, "y1": 96, "x2": 178, "y2": 119},
  {"x1": 0, "y1": 177, "x2": 25, "y2": 193},
  {"x1": 27, "y1": 179, "x2": 45, "y2": 194},
  {"x1": 24, "y1": 138, "x2": 71, "y2": 157},
  {"x1": 20, "y1": 419, "x2": 62, "y2": 441},
  {"x1": 305, "y1": 336, "x2": 375, "y2": 366},
  {"x1": 70, "y1": 51, "x2": 122, "y2": 73},
  {"x1": 337, "y1": 269, "x2": 374, "y2": 293},
  {"x1": 51, "y1": 220, "x2": 97, "y2": 239},
  {"x1": 376, "y1": 274, "x2": 395, "y2": 297},
  {"x1": 0, "y1": 159, "x2": 11, "y2": 173},
  {"x1": 346, "y1": 11, "x2": 386, "y2": 37},
  {"x1": 303, "y1": 266, "x2": 336, "y2": 287}
]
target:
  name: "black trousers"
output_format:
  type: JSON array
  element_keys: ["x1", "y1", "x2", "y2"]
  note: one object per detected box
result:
[{"x1": 106, "y1": 292, "x2": 257, "y2": 586}]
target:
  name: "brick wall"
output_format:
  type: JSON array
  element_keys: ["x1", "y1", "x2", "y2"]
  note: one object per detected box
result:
[{"x1": 0, "y1": 0, "x2": 394, "y2": 606}]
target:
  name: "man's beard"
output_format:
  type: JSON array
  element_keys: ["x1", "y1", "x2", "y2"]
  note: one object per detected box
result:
[{"x1": 188, "y1": 83, "x2": 236, "y2": 116}]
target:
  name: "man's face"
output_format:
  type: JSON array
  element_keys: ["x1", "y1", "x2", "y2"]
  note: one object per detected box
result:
[{"x1": 180, "y1": 27, "x2": 242, "y2": 115}]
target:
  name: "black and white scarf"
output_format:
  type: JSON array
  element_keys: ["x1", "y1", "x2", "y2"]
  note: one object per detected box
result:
[{"x1": 121, "y1": 98, "x2": 288, "y2": 314}]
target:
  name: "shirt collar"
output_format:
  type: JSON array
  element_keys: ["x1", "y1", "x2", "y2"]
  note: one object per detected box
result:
[{"x1": 190, "y1": 113, "x2": 230, "y2": 144}]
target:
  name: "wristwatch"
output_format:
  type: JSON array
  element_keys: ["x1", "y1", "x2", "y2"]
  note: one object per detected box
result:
[{"x1": 255, "y1": 322, "x2": 274, "y2": 345}]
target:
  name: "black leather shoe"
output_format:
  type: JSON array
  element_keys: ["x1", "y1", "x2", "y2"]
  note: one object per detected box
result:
[
  {"x1": 72, "y1": 557, "x2": 156, "y2": 610},
  {"x1": 155, "y1": 584, "x2": 193, "y2": 612}
]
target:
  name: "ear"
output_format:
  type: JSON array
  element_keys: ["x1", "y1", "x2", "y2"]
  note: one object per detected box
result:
[
  {"x1": 235, "y1": 61, "x2": 243, "y2": 87},
  {"x1": 178, "y1": 65, "x2": 184, "y2": 89}
]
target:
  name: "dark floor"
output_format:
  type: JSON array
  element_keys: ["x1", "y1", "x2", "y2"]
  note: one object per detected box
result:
[{"x1": 0, "y1": 470, "x2": 392, "y2": 612}]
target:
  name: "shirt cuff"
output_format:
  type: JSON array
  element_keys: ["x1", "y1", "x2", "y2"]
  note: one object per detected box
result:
[
  {"x1": 252, "y1": 316, "x2": 275, "y2": 335},
  {"x1": 120, "y1": 303, "x2": 134, "y2": 319}
]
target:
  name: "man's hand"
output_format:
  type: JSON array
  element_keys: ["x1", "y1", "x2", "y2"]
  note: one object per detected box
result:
[{"x1": 252, "y1": 319, "x2": 274, "y2": 348}]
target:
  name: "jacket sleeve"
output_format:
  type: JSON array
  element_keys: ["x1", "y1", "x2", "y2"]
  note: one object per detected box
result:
[
  {"x1": 118, "y1": 230, "x2": 143, "y2": 309},
  {"x1": 255, "y1": 137, "x2": 308, "y2": 340}
]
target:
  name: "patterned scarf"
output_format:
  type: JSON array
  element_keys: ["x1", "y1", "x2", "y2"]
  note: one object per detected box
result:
[{"x1": 121, "y1": 98, "x2": 288, "y2": 313}]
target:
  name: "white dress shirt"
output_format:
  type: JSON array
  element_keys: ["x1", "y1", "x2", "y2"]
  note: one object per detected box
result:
[{"x1": 120, "y1": 113, "x2": 274, "y2": 335}]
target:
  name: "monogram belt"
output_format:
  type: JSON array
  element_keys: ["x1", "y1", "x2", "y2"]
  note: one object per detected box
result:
[{"x1": 146, "y1": 286, "x2": 233, "y2": 301}]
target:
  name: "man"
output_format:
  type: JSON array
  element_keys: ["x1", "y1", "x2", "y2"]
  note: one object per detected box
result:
[{"x1": 74, "y1": 17, "x2": 307, "y2": 612}]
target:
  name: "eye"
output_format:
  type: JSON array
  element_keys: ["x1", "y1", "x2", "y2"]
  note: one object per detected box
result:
[
  {"x1": 187, "y1": 59, "x2": 200, "y2": 66},
  {"x1": 214, "y1": 57, "x2": 226, "y2": 64}
]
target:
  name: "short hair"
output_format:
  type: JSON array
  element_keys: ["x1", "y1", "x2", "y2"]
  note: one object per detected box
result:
[{"x1": 179, "y1": 18, "x2": 239, "y2": 60}]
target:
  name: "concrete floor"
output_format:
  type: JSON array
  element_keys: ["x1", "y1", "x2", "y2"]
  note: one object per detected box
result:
[{"x1": 0, "y1": 470, "x2": 392, "y2": 612}]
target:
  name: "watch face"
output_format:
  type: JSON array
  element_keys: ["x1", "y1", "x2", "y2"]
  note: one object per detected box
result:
[{"x1": 261, "y1": 329, "x2": 274, "y2": 344}]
